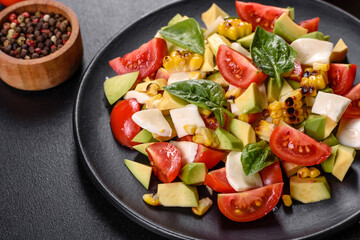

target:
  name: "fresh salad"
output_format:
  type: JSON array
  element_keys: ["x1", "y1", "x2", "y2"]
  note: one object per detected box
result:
[{"x1": 103, "y1": 1, "x2": 360, "y2": 222}]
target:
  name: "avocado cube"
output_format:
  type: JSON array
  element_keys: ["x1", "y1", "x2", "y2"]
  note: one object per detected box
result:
[
  {"x1": 332, "y1": 145, "x2": 356, "y2": 181},
  {"x1": 235, "y1": 82, "x2": 265, "y2": 114},
  {"x1": 132, "y1": 142, "x2": 156, "y2": 156},
  {"x1": 236, "y1": 32, "x2": 254, "y2": 49},
  {"x1": 215, "y1": 127, "x2": 243, "y2": 151},
  {"x1": 287, "y1": 79, "x2": 301, "y2": 89},
  {"x1": 158, "y1": 91, "x2": 188, "y2": 115},
  {"x1": 207, "y1": 72, "x2": 229, "y2": 87},
  {"x1": 200, "y1": 44, "x2": 215, "y2": 72},
  {"x1": 281, "y1": 161, "x2": 303, "y2": 177},
  {"x1": 124, "y1": 159, "x2": 152, "y2": 190},
  {"x1": 330, "y1": 38, "x2": 348, "y2": 63},
  {"x1": 132, "y1": 129, "x2": 158, "y2": 143},
  {"x1": 208, "y1": 33, "x2": 231, "y2": 56},
  {"x1": 104, "y1": 71, "x2": 139, "y2": 105},
  {"x1": 290, "y1": 176, "x2": 331, "y2": 203},
  {"x1": 201, "y1": 3, "x2": 229, "y2": 28},
  {"x1": 157, "y1": 182, "x2": 199, "y2": 207},
  {"x1": 229, "y1": 118, "x2": 256, "y2": 146},
  {"x1": 273, "y1": 13, "x2": 308, "y2": 42},
  {"x1": 299, "y1": 31, "x2": 329, "y2": 41},
  {"x1": 322, "y1": 133, "x2": 339, "y2": 147},
  {"x1": 321, "y1": 145, "x2": 339, "y2": 173},
  {"x1": 304, "y1": 115, "x2": 326, "y2": 141},
  {"x1": 179, "y1": 163, "x2": 207, "y2": 185}
]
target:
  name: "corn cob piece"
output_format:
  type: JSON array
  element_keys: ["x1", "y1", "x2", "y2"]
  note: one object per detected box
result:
[
  {"x1": 268, "y1": 89, "x2": 307, "y2": 125},
  {"x1": 192, "y1": 197, "x2": 213, "y2": 216},
  {"x1": 300, "y1": 64, "x2": 329, "y2": 96},
  {"x1": 143, "y1": 193, "x2": 161, "y2": 206},
  {"x1": 282, "y1": 195, "x2": 293, "y2": 207},
  {"x1": 163, "y1": 50, "x2": 204, "y2": 73},
  {"x1": 217, "y1": 18, "x2": 252, "y2": 41},
  {"x1": 255, "y1": 120, "x2": 276, "y2": 142},
  {"x1": 193, "y1": 127, "x2": 219, "y2": 148}
]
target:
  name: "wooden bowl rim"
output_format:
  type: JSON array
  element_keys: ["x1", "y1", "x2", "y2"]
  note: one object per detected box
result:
[{"x1": 0, "y1": 0, "x2": 80, "y2": 65}]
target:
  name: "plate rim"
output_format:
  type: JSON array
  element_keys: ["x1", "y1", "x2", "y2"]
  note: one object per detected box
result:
[{"x1": 73, "y1": 0, "x2": 360, "y2": 239}]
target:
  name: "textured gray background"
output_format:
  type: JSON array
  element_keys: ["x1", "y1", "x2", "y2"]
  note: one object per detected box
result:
[{"x1": 0, "y1": 0, "x2": 359, "y2": 239}]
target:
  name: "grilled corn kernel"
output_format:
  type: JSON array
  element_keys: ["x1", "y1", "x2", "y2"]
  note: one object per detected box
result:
[
  {"x1": 163, "y1": 50, "x2": 204, "y2": 73},
  {"x1": 238, "y1": 114, "x2": 249, "y2": 122},
  {"x1": 313, "y1": 63, "x2": 330, "y2": 72},
  {"x1": 309, "y1": 167, "x2": 321, "y2": 178},
  {"x1": 193, "y1": 127, "x2": 219, "y2": 148},
  {"x1": 146, "y1": 83, "x2": 160, "y2": 96},
  {"x1": 199, "y1": 108, "x2": 212, "y2": 117},
  {"x1": 282, "y1": 195, "x2": 293, "y2": 207},
  {"x1": 143, "y1": 193, "x2": 161, "y2": 206},
  {"x1": 217, "y1": 18, "x2": 252, "y2": 40},
  {"x1": 255, "y1": 120, "x2": 276, "y2": 142},
  {"x1": 301, "y1": 67, "x2": 328, "y2": 91},
  {"x1": 192, "y1": 197, "x2": 213, "y2": 216},
  {"x1": 297, "y1": 167, "x2": 311, "y2": 178},
  {"x1": 184, "y1": 124, "x2": 197, "y2": 135},
  {"x1": 225, "y1": 88, "x2": 243, "y2": 103}
]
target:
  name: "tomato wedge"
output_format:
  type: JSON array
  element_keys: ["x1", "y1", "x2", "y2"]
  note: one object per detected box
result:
[
  {"x1": 218, "y1": 183, "x2": 283, "y2": 222},
  {"x1": 204, "y1": 167, "x2": 236, "y2": 193},
  {"x1": 269, "y1": 125, "x2": 331, "y2": 166},
  {"x1": 343, "y1": 83, "x2": 360, "y2": 118},
  {"x1": 110, "y1": 99, "x2": 141, "y2": 148},
  {"x1": 235, "y1": 1, "x2": 290, "y2": 32},
  {"x1": 328, "y1": 64, "x2": 357, "y2": 95},
  {"x1": 146, "y1": 142, "x2": 182, "y2": 183},
  {"x1": 217, "y1": 45, "x2": 267, "y2": 88},
  {"x1": 109, "y1": 38, "x2": 167, "y2": 80},
  {"x1": 194, "y1": 145, "x2": 226, "y2": 169},
  {"x1": 259, "y1": 162, "x2": 283, "y2": 186},
  {"x1": 298, "y1": 17, "x2": 319, "y2": 33},
  {"x1": 289, "y1": 60, "x2": 303, "y2": 82}
]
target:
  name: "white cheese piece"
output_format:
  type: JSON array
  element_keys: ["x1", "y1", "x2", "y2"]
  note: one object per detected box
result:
[
  {"x1": 311, "y1": 91, "x2": 351, "y2": 122},
  {"x1": 230, "y1": 42, "x2": 252, "y2": 59},
  {"x1": 167, "y1": 71, "x2": 206, "y2": 85},
  {"x1": 290, "y1": 39, "x2": 333, "y2": 66},
  {"x1": 336, "y1": 118, "x2": 360, "y2": 150},
  {"x1": 170, "y1": 104, "x2": 206, "y2": 138},
  {"x1": 204, "y1": 16, "x2": 224, "y2": 39},
  {"x1": 230, "y1": 103, "x2": 241, "y2": 116},
  {"x1": 132, "y1": 109, "x2": 172, "y2": 137},
  {"x1": 170, "y1": 141, "x2": 199, "y2": 166},
  {"x1": 225, "y1": 151, "x2": 263, "y2": 192},
  {"x1": 123, "y1": 90, "x2": 150, "y2": 104}
]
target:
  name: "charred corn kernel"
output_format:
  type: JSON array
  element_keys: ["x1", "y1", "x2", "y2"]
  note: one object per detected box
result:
[
  {"x1": 193, "y1": 127, "x2": 219, "y2": 148},
  {"x1": 143, "y1": 193, "x2": 161, "y2": 206},
  {"x1": 192, "y1": 197, "x2": 213, "y2": 216},
  {"x1": 199, "y1": 108, "x2": 212, "y2": 117},
  {"x1": 135, "y1": 78, "x2": 167, "y2": 92},
  {"x1": 146, "y1": 83, "x2": 160, "y2": 96},
  {"x1": 313, "y1": 63, "x2": 330, "y2": 72},
  {"x1": 238, "y1": 114, "x2": 249, "y2": 122},
  {"x1": 163, "y1": 50, "x2": 204, "y2": 73},
  {"x1": 184, "y1": 124, "x2": 197, "y2": 135},
  {"x1": 269, "y1": 101, "x2": 283, "y2": 111},
  {"x1": 225, "y1": 88, "x2": 243, "y2": 103},
  {"x1": 297, "y1": 167, "x2": 311, "y2": 178},
  {"x1": 309, "y1": 167, "x2": 321, "y2": 178},
  {"x1": 255, "y1": 120, "x2": 276, "y2": 142},
  {"x1": 282, "y1": 195, "x2": 292, "y2": 207},
  {"x1": 301, "y1": 67, "x2": 328, "y2": 91},
  {"x1": 217, "y1": 18, "x2": 252, "y2": 40}
]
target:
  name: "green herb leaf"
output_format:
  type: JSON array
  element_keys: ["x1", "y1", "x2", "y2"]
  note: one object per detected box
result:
[
  {"x1": 251, "y1": 26, "x2": 297, "y2": 87},
  {"x1": 159, "y1": 18, "x2": 205, "y2": 55},
  {"x1": 163, "y1": 80, "x2": 233, "y2": 126},
  {"x1": 241, "y1": 140, "x2": 278, "y2": 176}
]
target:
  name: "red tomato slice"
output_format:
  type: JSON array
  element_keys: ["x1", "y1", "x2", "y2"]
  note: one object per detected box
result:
[
  {"x1": 146, "y1": 142, "x2": 182, "y2": 183},
  {"x1": 235, "y1": 1, "x2": 289, "y2": 32},
  {"x1": 247, "y1": 112, "x2": 262, "y2": 124},
  {"x1": 194, "y1": 144, "x2": 226, "y2": 169},
  {"x1": 269, "y1": 125, "x2": 331, "y2": 166},
  {"x1": 217, "y1": 45, "x2": 267, "y2": 88},
  {"x1": 204, "y1": 167, "x2": 236, "y2": 193},
  {"x1": 155, "y1": 67, "x2": 170, "y2": 80},
  {"x1": 259, "y1": 162, "x2": 283, "y2": 186},
  {"x1": 298, "y1": 17, "x2": 319, "y2": 33},
  {"x1": 343, "y1": 83, "x2": 360, "y2": 118},
  {"x1": 218, "y1": 183, "x2": 283, "y2": 222},
  {"x1": 328, "y1": 64, "x2": 357, "y2": 95},
  {"x1": 109, "y1": 38, "x2": 167, "y2": 80},
  {"x1": 110, "y1": 99, "x2": 141, "y2": 148},
  {"x1": 289, "y1": 60, "x2": 303, "y2": 82},
  {"x1": 178, "y1": 135, "x2": 193, "y2": 142}
]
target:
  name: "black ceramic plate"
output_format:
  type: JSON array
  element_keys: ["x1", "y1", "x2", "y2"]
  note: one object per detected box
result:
[{"x1": 74, "y1": 0, "x2": 360, "y2": 239}]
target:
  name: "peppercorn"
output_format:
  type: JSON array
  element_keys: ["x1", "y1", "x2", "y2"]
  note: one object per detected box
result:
[
  {"x1": 31, "y1": 53, "x2": 39, "y2": 59},
  {"x1": 9, "y1": 13, "x2": 17, "y2": 22},
  {"x1": 10, "y1": 22, "x2": 17, "y2": 29},
  {"x1": 28, "y1": 46, "x2": 35, "y2": 54},
  {"x1": 17, "y1": 15, "x2": 25, "y2": 24},
  {"x1": 49, "y1": 18, "x2": 56, "y2": 26}
]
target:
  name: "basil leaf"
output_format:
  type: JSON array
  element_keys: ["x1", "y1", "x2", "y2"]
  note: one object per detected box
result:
[
  {"x1": 241, "y1": 140, "x2": 278, "y2": 176},
  {"x1": 163, "y1": 80, "x2": 233, "y2": 126},
  {"x1": 251, "y1": 26, "x2": 297, "y2": 87},
  {"x1": 159, "y1": 18, "x2": 205, "y2": 55}
]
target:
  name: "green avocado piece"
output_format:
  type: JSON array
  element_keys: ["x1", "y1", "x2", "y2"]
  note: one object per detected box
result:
[
  {"x1": 267, "y1": 77, "x2": 282, "y2": 103},
  {"x1": 286, "y1": 79, "x2": 301, "y2": 89},
  {"x1": 157, "y1": 182, "x2": 199, "y2": 207},
  {"x1": 132, "y1": 129, "x2": 158, "y2": 143},
  {"x1": 299, "y1": 31, "x2": 329, "y2": 41},
  {"x1": 322, "y1": 133, "x2": 339, "y2": 147},
  {"x1": 279, "y1": 79, "x2": 294, "y2": 98},
  {"x1": 124, "y1": 159, "x2": 152, "y2": 189},
  {"x1": 332, "y1": 145, "x2": 356, "y2": 181},
  {"x1": 304, "y1": 115, "x2": 326, "y2": 141},
  {"x1": 321, "y1": 144, "x2": 339, "y2": 173},
  {"x1": 104, "y1": 71, "x2": 139, "y2": 105},
  {"x1": 273, "y1": 13, "x2": 308, "y2": 42},
  {"x1": 281, "y1": 161, "x2": 303, "y2": 178},
  {"x1": 168, "y1": 14, "x2": 188, "y2": 26},
  {"x1": 207, "y1": 72, "x2": 229, "y2": 87},
  {"x1": 208, "y1": 33, "x2": 231, "y2": 56},
  {"x1": 319, "y1": 87, "x2": 334, "y2": 94},
  {"x1": 132, "y1": 142, "x2": 156, "y2": 156},
  {"x1": 287, "y1": 7, "x2": 295, "y2": 20},
  {"x1": 179, "y1": 163, "x2": 207, "y2": 185},
  {"x1": 290, "y1": 175, "x2": 331, "y2": 203},
  {"x1": 235, "y1": 82, "x2": 265, "y2": 114},
  {"x1": 229, "y1": 118, "x2": 256, "y2": 146},
  {"x1": 236, "y1": 32, "x2": 254, "y2": 49},
  {"x1": 215, "y1": 127, "x2": 243, "y2": 151}
]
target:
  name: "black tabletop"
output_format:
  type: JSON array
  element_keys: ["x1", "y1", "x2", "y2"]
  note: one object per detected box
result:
[{"x1": 1, "y1": 0, "x2": 359, "y2": 239}]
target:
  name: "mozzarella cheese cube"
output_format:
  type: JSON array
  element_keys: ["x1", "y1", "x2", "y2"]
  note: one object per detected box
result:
[
  {"x1": 132, "y1": 109, "x2": 172, "y2": 137},
  {"x1": 336, "y1": 118, "x2": 360, "y2": 150},
  {"x1": 290, "y1": 39, "x2": 333, "y2": 66},
  {"x1": 230, "y1": 42, "x2": 252, "y2": 59},
  {"x1": 170, "y1": 104, "x2": 206, "y2": 138},
  {"x1": 225, "y1": 151, "x2": 263, "y2": 192},
  {"x1": 170, "y1": 141, "x2": 199, "y2": 166},
  {"x1": 311, "y1": 91, "x2": 351, "y2": 122},
  {"x1": 123, "y1": 90, "x2": 150, "y2": 104},
  {"x1": 167, "y1": 71, "x2": 206, "y2": 85}
]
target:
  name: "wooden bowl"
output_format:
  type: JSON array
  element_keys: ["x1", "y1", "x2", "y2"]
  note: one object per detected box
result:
[{"x1": 0, "y1": 0, "x2": 83, "y2": 91}]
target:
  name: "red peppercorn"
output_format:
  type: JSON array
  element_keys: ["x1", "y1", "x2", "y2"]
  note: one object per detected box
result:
[
  {"x1": 14, "y1": 50, "x2": 18, "y2": 55},
  {"x1": 22, "y1": 12, "x2": 30, "y2": 18},
  {"x1": 12, "y1": 33, "x2": 19, "y2": 39},
  {"x1": 12, "y1": 20, "x2": 19, "y2": 25},
  {"x1": 32, "y1": 18, "x2": 39, "y2": 24},
  {"x1": 35, "y1": 47, "x2": 41, "y2": 53},
  {"x1": 62, "y1": 40, "x2": 67, "y2": 45},
  {"x1": 67, "y1": 31, "x2": 71, "y2": 36},
  {"x1": 27, "y1": 40, "x2": 36, "y2": 47},
  {"x1": 9, "y1": 13, "x2": 17, "y2": 22}
]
